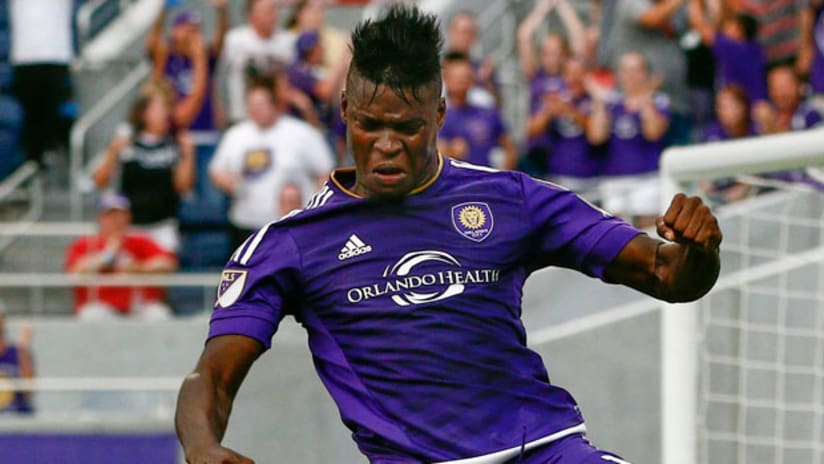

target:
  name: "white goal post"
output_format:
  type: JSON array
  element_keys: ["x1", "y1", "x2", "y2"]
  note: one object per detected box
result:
[{"x1": 659, "y1": 127, "x2": 824, "y2": 464}]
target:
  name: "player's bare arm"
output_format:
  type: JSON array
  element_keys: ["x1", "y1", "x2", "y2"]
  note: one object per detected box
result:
[
  {"x1": 604, "y1": 193, "x2": 722, "y2": 302},
  {"x1": 176, "y1": 335, "x2": 262, "y2": 464}
]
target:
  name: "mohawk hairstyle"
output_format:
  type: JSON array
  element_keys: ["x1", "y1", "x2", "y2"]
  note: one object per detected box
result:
[{"x1": 350, "y1": 4, "x2": 444, "y2": 102}]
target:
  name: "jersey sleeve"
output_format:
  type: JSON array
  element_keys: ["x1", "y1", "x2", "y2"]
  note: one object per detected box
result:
[
  {"x1": 519, "y1": 174, "x2": 642, "y2": 278},
  {"x1": 208, "y1": 224, "x2": 301, "y2": 350}
]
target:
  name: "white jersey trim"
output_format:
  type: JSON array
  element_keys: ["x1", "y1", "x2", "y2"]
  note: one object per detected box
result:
[{"x1": 433, "y1": 423, "x2": 587, "y2": 464}]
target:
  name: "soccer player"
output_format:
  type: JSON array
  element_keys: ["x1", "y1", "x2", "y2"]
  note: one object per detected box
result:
[{"x1": 176, "y1": 6, "x2": 722, "y2": 464}]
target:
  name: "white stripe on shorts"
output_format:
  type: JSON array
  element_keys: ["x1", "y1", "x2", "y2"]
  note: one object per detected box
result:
[{"x1": 433, "y1": 423, "x2": 587, "y2": 464}]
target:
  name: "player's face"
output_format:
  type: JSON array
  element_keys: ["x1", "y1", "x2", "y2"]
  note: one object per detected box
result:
[{"x1": 342, "y1": 77, "x2": 445, "y2": 199}]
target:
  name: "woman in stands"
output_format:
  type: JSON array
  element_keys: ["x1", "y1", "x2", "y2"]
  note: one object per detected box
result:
[
  {"x1": 700, "y1": 85, "x2": 758, "y2": 203},
  {"x1": 92, "y1": 85, "x2": 196, "y2": 253}
]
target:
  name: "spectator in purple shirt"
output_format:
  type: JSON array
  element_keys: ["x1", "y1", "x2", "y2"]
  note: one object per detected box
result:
[
  {"x1": 518, "y1": 0, "x2": 587, "y2": 114},
  {"x1": 689, "y1": 1, "x2": 768, "y2": 103},
  {"x1": 754, "y1": 65, "x2": 824, "y2": 134},
  {"x1": 287, "y1": 31, "x2": 350, "y2": 128},
  {"x1": 146, "y1": 1, "x2": 229, "y2": 132},
  {"x1": 701, "y1": 85, "x2": 758, "y2": 203},
  {"x1": 438, "y1": 53, "x2": 518, "y2": 170},
  {"x1": 527, "y1": 57, "x2": 600, "y2": 193},
  {"x1": 587, "y1": 52, "x2": 671, "y2": 226}
]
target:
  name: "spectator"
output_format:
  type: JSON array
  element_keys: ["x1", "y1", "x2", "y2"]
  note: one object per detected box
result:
[
  {"x1": 438, "y1": 53, "x2": 518, "y2": 170},
  {"x1": 66, "y1": 193, "x2": 178, "y2": 321},
  {"x1": 588, "y1": 52, "x2": 671, "y2": 226},
  {"x1": 518, "y1": 0, "x2": 587, "y2": 108},
  {"x1": 278, "y1": 183, "x2": 303, "y2": 218},
  {"x1": 704, "y1": 85, "x2": 758, "y2": 141},
  {"x1": 528, "y1": 57, "x2": 600, "y2": 194},
  {"x1": 445, "y1": 10, "x2": 500, "y2": 108},
  {"x1": 219, "y1": 0, "x2": 295, "y2": 124},
  {"x1": 701, "y1": 85, "x2": 758, "y2": 202},
  {"x1": 9, "y1": 0, "x2": 74, "y2": 166},
  {"x1": 0, "y1": 306, "x2": 34, "y2": 415},
  {"x1": 284, "y1": 0, "x2": 349, "y2": 71},
  {"x1": 597, "y1": 0, "x2": 690, "y2": 142},
  {"x1": 92, "y1": 89, "x2": 196, "y2": 253},
  {"x1": 804, "y1": 0, "x2": 824, "y2": 95},
  {"x1": 287, "y1": 31, "x2": 350, "y2": 127},
  {"x1": 689, "y1": 2, "x2": 767, "y2": 103},
  {"x1": 754, "y1": 66, "x2": 823, "y2": 133},
  {"x1": 736, "y1": 0, "x2": 814, "y2": 70},
  {"x1": 209, "y1": 78, "x2": 333, "y2": 250},
  {"x1": 146, "y1": 0, "x2": 229, "y2": 132}
]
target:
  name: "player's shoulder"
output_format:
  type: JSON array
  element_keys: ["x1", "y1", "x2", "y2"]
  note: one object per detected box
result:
[
  {"x1": 225, "y1": 25, "x2": 253, "y2": 44},
  {"x1": 226, "y1": 183, "x2": 341, "y2": 266},
  {"x1": 445, "y1": 158, "x2": 531, "y2": 192}
]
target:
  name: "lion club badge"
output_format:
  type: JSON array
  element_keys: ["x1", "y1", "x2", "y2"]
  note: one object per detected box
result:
[
  {"x1": 451, "y1": 202, "x2": 494, "y2": 242},
  {"x1": 216, "y1": 270, "x2": 247, "y2": 308}
]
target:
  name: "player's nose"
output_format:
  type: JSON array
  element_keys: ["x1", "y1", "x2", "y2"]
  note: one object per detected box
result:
[{"x1": 374, "y1": 129, "x2": 402, "y2": 156}]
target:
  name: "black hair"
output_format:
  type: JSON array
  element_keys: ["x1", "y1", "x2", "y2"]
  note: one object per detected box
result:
[
  {"x1": 349, "y1": 4, "x2": 444, "y2": 103},
  {"x1": 735, "y1": 13, "x2": 759, "y2": 42}
]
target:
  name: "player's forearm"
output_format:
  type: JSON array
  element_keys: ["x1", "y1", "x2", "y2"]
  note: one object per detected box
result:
[
  {"x1": 176, "y1": 371, "x2": 234, "y2": 454},
  {"x1": 655, "y1": 242, "x2": 720, "y2": 303}
]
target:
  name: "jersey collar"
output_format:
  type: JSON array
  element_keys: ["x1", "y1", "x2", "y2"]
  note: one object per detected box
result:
[{"x1": 329, "y1": 153, "x2": 444, "y2": 199}]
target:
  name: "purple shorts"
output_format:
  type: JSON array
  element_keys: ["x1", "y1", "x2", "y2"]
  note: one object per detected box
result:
[{"x1": 505, "y1": 434, "x2": 632, "y2": 464}]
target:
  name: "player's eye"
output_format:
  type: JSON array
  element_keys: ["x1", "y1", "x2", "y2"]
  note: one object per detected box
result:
[
  {"x1": 359, "y1": 118, "x2": 382, "y2": 131},
  {"x1": 396, "y1": 122, "x2": 423, "y2": 135}
]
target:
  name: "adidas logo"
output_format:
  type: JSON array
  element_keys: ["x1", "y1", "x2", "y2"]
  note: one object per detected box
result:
[{"x1": 338, "y1": 234, "x2": 372, "y2": 261}]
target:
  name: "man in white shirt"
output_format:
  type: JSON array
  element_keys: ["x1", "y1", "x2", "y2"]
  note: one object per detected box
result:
[
  {"x1": 9, "y1": 0, "x2": 74, "y2": 165},
  {"x1": 218, "y1": 0, "x2": 296, "y2": 124},
  {"x1": 209, "y1": 77, "x2": 333, "y2": 249}
]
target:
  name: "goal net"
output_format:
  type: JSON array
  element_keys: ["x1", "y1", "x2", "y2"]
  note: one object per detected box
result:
[{"x1": 660, "y1": 128, "x2": 824, "y2": 464}]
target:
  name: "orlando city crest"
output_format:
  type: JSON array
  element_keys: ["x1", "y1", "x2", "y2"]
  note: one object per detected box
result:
[
  {"x1": 451, "y1": 202, "x2": 494, "y2": 242},
  {"x1": 216, "y1": 270, "x2": 247, "y2": 308}
]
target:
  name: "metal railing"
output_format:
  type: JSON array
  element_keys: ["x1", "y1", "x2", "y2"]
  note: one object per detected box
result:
[
  {"x1": 0, "y1": 162, "x2": 44, "y2": 255},
  {"x1": 69, "y1": 60, "x2": 151, "y2": 220}
]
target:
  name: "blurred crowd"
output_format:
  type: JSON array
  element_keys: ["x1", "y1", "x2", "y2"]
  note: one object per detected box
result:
[{"x1": 3, "y1": 0, "x2": 824, "y2": 319}]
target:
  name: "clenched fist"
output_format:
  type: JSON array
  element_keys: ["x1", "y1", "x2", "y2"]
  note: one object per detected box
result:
[{"x1": 658, "y1": 193, "x2": 722, "y2": 253}]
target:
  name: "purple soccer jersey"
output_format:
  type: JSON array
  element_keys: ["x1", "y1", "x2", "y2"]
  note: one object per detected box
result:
[
  {"x1": 440, "y1": 103, "x2": 507, "y2": 167},
  {"x1": 208, "y1": 157, "x2": 641, "y2": 462},
  {"x1": 601, "y1": 94, "x2": 671, "y2": 176},
  {"x1": 712, "y1": 33, "x2": 768, "y2": 102},
  {"x1": 163, "y1": 49, "x2": 219, "y2": 132},
  {"x1": 0, "y1": 346, "x2": 32, "y2": 413},
  {"x1": 530, "y1": 70, "x2": 566, "y2": 114},
  {"x1": 544, "y1": 94, "x2": 599, "y2": 179}
]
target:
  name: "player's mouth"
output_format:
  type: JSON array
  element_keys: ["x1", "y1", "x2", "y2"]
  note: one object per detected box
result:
[{"x1": 372, "y1": 165, "x2": 407, "y2": 185}]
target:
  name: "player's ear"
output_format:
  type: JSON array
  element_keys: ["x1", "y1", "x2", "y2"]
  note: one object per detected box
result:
[
  {"x1": 340, "y1": 90, "x2": 348, "y2": 122},
  {"x1": 437, "y1": 97, "x2": 446, "y2": 128}
]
